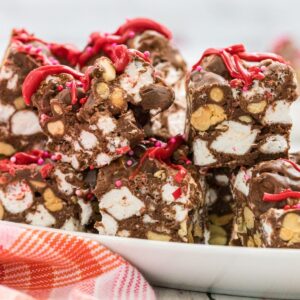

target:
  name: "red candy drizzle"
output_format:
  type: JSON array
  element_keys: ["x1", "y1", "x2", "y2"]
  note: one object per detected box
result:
[
  {"x1": 192, "y1": 44, "x2": 286, "y2": 90},
  {"x1": 12, "y1": 28, "x2": 79, "y2": 67},
  {"x1": 263, "y1": 159, "x2": 300, "y2": 204},
  {"x1": 129, "y1": 135, "x2": 187, "y2": 183},
  {"x1": 78, "y1": 17, "x2": 169, "y2": 68},
  {"x1": 22, "y1": 65, "x2": 87, "y2": 105}
]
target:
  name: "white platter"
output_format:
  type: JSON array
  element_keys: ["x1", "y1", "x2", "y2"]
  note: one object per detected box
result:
[{"x1": 3, "y1": 221, "x2": 300, "y2": 299}]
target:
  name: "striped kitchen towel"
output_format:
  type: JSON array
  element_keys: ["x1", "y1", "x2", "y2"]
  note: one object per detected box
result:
[{"x1": 0, "y1": 222, "x2": 155, "y2": 300}]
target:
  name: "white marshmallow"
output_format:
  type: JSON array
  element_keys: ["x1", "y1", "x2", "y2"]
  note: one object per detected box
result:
[
  {"x1": 155, "y1": 62, "x2": 182, "y2": 86},
  {"x1": 205, "y1": 188, "x2": 218, "y2": 206},
  {"x1": 99, "y1": 187, "x2": 145, "y2": 220},
  {"x1": 234, "y1": 168, "x2": 252, "y2": 196},
  {"x1": 193, "y1": 138, "x2": 217, "y2": 166},
  {"x1": 79, "y1": 130, "x2": 98, "y2": 150},
  {"x1": 211, "y1": 121, "x2": 259, "y2": 155},
  {"x1": 262, "y1": 100, "x2": 292, "y2": 125},
  {"x1": 61, "y1": 217, "x2": 81, "y2": 231},
  {"x1": 96, "y1": 153, "x2": 112, "y2": 167},
  {"x1": 0, "y1": 102, "x2": 15, "y2": 123},
  {"x1": 7, "y1": 74, "x2": 18, "y2": 90},
  {"x1": 0, "y1": 180, "x2": 33, "y2": 214},
  {"x1": 26, "y1": 204, "x2": 55, "y2": 227},
  {"x1": 174, "y1": 205, "x2": 188, "y2": 222},
  {"x1": 11, "y1": 110, "x2": 42, "y2": 135},
  {"x1": 97, "y1": 115, "x2": 116, "y2": 135},
  {"x1": 259, "y1": 135, "x2": 288, "y2": 154},
  {"x1": 0, "y1": 66, "x2": 13, "y2": 80},
  {"x1": 143, "y1": 214, "x2": 157, "y2": 223},
  {"x1": 215, "y1": 174, "x2": 229, "y2": 186},
  {"x1": 106, "y1": 136, "x2": 128, "y2": 153},
  {"x1": 53, "y1": 168, "x2": 75, "y2": 196},
  {"x1": 120, "y1": 60, "x2": 154, "y2": 103},
  {"x1": 95, "y1": 212, "x2": 118, "y2": 235},
  {"x1": 167, "y1": 109, "x2": 186, "y2": 136},
  {"x1": 78, "y1": 198, "x2": 93, "y2": 226}
]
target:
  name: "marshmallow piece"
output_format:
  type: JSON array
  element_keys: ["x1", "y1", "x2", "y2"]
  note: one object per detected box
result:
[
  {"x1": 211, "y1": 121, "x2": 259, "y2": 155},
  {"x1": 259, "y1": 135, "x2": 288, "y2": 154},
  {"x1": 100, "y1": 187, "x2": 145, "y2": 220},
  {"x1": 95, "y1": 212, "x2": 118, "y2": 235},
  {"x1": 26, "y1": 204, "x2": 56, "y2": 227},
  {"x1": 97, "y1": 115, "x2": 116, "y2": 135},
  {"x1": 120, "y1": 60, "x2": 154, "y2": 104},
  {"x1": 0, "y1": 180, "x2": 33, "y2": 214},
  {"x1": 263, "y1": 100, "x2": 292, "y2": 125},
  {"x1": 53, "y1": 168, "x2": 76, "y2": 196},
  {"x1": 193, "y1": 138, "x2": 217, "y2": 166},
  {"x1": 234, "y1": 168, "x2": 252, "y2": 196},
  {"x1": 0, "y1": 102, "x2": 15, "y2": 123},
  {"x1": 78, "y1": 198, "x2": 93, "y2": 226},
  {"x1": 11, "y1": 110, "x2": 42, "y2": 135},
  {"x1": 79, "y1": 130, "x2": 98, "y2": 150}
]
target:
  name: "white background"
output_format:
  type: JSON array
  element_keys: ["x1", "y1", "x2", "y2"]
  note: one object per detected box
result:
[{"x1": 1, "y1": 0, "x2": 299, "y2": 149}]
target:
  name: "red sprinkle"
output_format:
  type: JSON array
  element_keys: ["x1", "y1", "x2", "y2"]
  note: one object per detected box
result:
[
  {"x1": 172, "y1": 187, "x2": 182, "y2": 200},
  {"x1": 116, "y1": 146, "x2": 131, "y2": 155},
  {"x1": 40, "y1": 163, "x2": 54, "y2": 179},
  {"x1": 89, "y1": 165, "x2": 95, "y2": 170}
]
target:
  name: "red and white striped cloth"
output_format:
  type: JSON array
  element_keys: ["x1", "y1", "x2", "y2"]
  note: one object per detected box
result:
[{"x1": 0, "y1": 222, "x2": 156, "y2": 300}]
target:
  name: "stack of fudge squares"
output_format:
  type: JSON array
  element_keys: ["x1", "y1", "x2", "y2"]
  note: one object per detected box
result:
[{"x1": 0, "y1": 18, "x2": 300, "y2": 248}]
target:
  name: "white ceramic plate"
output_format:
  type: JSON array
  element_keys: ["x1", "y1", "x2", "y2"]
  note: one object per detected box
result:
[{"x1": 3, "y1": 221, "x2": 300, "y2": 299}]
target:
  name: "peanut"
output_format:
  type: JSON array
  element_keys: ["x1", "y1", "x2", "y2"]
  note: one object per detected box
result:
[
  {"x1": 0, "y1": 203, "x2": 4, "y2": 220},
  {"x1": 191, "y1": 104, "x2": 226, "y2": 131},
  {"x1": 209, "y1": 224, "x2": 227, "y2": 245},
  {"x1": 110, "y1": 88, "x2": 126, "y2": 110},
  {"x1": 247, "y1": 101, "x2": 267, "y2": 114},
  {"x1": 154, "y1": 170, "x2": 167, "y2": 180},
  {"x1": 0, "y1": 142, "x2": 16, "y2": 156},
  {"x1": 96, "y1": 82, "x2": 110, "y2": 99},
  {"x1": 243, "y1": 207, "x2": 255, "y2": 230},
  {"x1": 13, "y1": 97, "x2": 26, "y2": 110},
  {"x1": 209, "y1": 87, "x2": 224, "y2": 102},
  {"x1": 29, "y1": 180, "x2": 47, "y2": 189},
  {"x1": 209, "y1": 213, "x2": 233, "y2": 226},
  {"x1": 146, "y1": 231, "x2": 171, "y2": 242},
  {"x1": 47, "y1": 120, "x2": 65, "y2": 137},
  {"x1": 97, "y1": 57, "x2": 116, "y2": 82},
  {"x1": 43, "y1": 188, "x2": 63, "y2": 212},
  {"x1": 239, "y1": 115, "x2": 253, "y2": 123}
]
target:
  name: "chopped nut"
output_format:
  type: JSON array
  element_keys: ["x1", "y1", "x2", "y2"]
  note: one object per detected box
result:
[
  {"x1": 154, "y1": 170, "x2": 167, "y2": 180},
  {"x1": 51, "y1": 103, "x2": 63, "y2": 115},
  {"x1": 47, "y1": 120, "x2": 65, "y2": 137},
  {"x1": 0, "y1": 142, "x2": 16, "y2": 156},
  {"x1": 239, "y1": 115, "x2": 253, "y2": 123},
  {"x1": 109, "y1": 88, "x2": 127, "y2": 113},
  {"x1": 279, "y1": 227, "x2": 294, "y2": 241},
  {"x1": 209, "y1": 87, "x2": 224, "y2": 102},
  {"x1": 282, "y1": 213, "x2": 300, "y2": 232},
  {"x1": 191, "y1": 104, "x2": 226, "y2": 131},
  {"x1": 30, "y1": 180, "x2": 47, "y2": 189},
  {"x1": 193, "y1": 223, "x2": 203, "y2": 238},
  {"x1": 243, "y1": 207, "x2": 255, "y2": 229},
  {"x1": 146, "y1": 231, "x2": 171, "y2": 242},
  {"x1": 96, "y1": 82, "x2": 110, "y2": 99},
  {"x1": 43, "y1": 188, "x2": 63, "y2": 212},
  {"x1": 247, "y1": 237, "x2": 255, "y2": 247},
  {"x1": 178, "y1": 221, "x2": 187, "y2": 238},
  {"x1": 209, "y1": 224, "x2": 227, "y2": 245},
  {"x1": 187, "y1": 223, "x2": 194, "y2": 243},
  {"x1": 253, "y1": 232, "x2": 262, "y2": 247},
  {"x1": 97, "y1": 57, "x2": 116, "y2": 82},
  {"x1": 0, "y1": 203, "x2": 4, "y2": 220},
  {"x1": 13, "y1": 97, "x2": 26, "y2": 110},
  {"x1": 209, "y1": 213, "x2": 233, "y2": 226},
  {"x1": 247, "y1": 101, "x2": 267, "y2": 114}
]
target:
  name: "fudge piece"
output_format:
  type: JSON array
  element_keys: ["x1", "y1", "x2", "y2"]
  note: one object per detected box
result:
[
  {"x1": 0, "y1": 28, "x2": 80, "y2": 156},
  {"x1": 79, "y1": 18, "x2": 187, "y2": 138},
  {"x1": 231, "y1": 159, "x2": 300, "y2": 248},
  {"x1": 187, "y1": 44, "x2": 298, "y2": 168},
  {"x1": 93, "y1": 136, "x2": 206, "y2": 243},
  {"x1": 204, "y1": 169, "x2": 234, "y2": 245},
  {"x1": 22, "y1": 47, "x2": 174, "y2": 171},
  {"x1": 0, "y1": 150, "x2": 93, "y2": 230}
]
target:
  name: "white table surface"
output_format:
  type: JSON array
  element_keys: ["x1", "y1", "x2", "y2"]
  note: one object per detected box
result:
[{"x1": 154, "y1": 287, "x2": 261, "y2": 300}]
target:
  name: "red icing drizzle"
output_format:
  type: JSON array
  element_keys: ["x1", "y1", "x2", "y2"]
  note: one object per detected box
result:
[
  {"x1": 114, "y1": 18, "x2": 172, "y2": 40},
  {"x1": 22, "y1": 65, "x2": 86, "y2": 105},
  {"x1": 129, "y1": 135, "x2": 186, "y2": 182},
  {"x1": 78, "y1": 17, "x2": 169, "y2": 68},
  {"x1": 263, "y1": 189, "x2": 300, "y2": 202},
  {"x1": 192, "y1": 44, "x2": 286, "y2": 89},
  {"x1": 12, "y1": 28, "x2": 79, "y2": 66}
]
